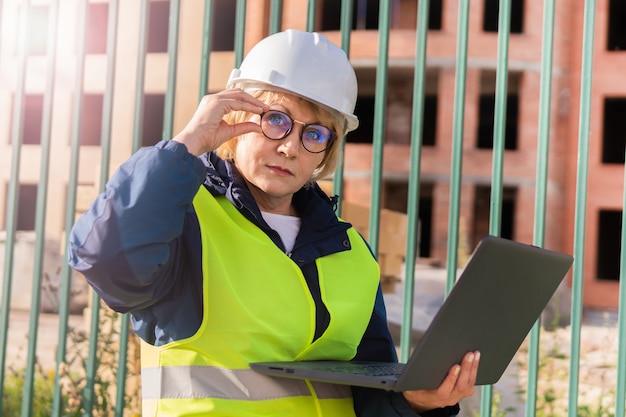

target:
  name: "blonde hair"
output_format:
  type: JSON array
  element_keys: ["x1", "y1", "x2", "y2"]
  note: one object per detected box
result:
[{"x1": 216, "y1": 90, "x2": 343, "y2": 181}]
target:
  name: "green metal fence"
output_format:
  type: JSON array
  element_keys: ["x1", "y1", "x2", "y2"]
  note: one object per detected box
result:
[{"x1": 1, "y1": 0, "x2": 625, "y2": 416}]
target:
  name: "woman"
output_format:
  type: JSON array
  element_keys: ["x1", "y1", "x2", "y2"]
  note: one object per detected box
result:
[{"x1": 68, "y1": 29, "x2": 478, "y2": 416}]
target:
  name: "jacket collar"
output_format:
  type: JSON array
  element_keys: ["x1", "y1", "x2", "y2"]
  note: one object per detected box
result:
[{"x1": 199, "y1": 152, "x2": 352, "y2": 261}]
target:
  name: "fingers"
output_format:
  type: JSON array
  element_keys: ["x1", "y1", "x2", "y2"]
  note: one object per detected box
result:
[
  {"x1": 401, "y1": 350, "x2": 480, "y2": 412},
  {"x1": 173, "y1": 89, "x2": 270, "y2": 156},
  {"x1": 436, "y1": 351, "x2": 480, "y2": 397},
  {"x1": 455, "y1": 351, "x2": 480, "y2": 392},
  {"x1": 199, "y1": 89, "x2": 268, "y2": 115}
]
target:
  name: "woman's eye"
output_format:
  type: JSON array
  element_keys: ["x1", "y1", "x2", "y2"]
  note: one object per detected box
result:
[
  {"x1": 303, "y1": 128, "x2": 323, "y2": 142},
  {"x1": 269, "y1": 113, "x2": 288, "y2": 126}
]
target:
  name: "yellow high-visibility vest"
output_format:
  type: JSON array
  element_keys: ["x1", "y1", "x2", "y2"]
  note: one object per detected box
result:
[{"x1": 140, "y1": 186, "x2": 380, "y2": 416}]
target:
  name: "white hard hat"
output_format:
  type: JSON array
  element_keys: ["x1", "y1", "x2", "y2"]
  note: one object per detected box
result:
[{"x1": 227, "y1": 29, "x2": 359, "y2": 134}]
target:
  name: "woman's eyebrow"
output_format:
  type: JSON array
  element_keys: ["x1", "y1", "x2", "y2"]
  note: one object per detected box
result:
[
  {"x1": 268, "y1": 103, "x2": 290, "y2": 113},
  {"x1": 271, "y1": 106, "x2": 321, "y2": 124}
]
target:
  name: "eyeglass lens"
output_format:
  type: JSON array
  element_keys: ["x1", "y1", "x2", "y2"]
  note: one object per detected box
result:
[{"x1": 260, "y1": 110, "x2": 334, "y2": 153}]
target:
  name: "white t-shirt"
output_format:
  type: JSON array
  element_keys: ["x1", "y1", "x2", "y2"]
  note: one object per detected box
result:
[{"x1": 261, "y1": 211, "x2": 302, "y2": 253}]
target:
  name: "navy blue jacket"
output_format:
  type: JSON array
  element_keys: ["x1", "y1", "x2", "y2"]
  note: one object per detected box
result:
[{"x1": 68, "y1": 140, "x2": 459, "y2": 417}]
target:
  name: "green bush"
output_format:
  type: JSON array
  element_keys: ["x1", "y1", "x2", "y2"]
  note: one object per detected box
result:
[
  {"x1": 2, "y1": 366, "x2": 62, "y2": 417},
  {"x1": 3, "y1": 303, "x2": 141, "y2": 416}
]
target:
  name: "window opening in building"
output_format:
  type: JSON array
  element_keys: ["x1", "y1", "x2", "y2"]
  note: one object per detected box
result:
[
  {"x1": 349, "y1": 95, "x2": 375, "y2": 144},
  {"x1": 422, "y1": 95, "x2": 438, "y2": 146},
  {"x1": 321, "y1": 0, "x2": 379, "y2": 30},
  {"x1": 80, "y1": 94, "x2": 104, "y2": 146},
  {"x1": 348, "y1": 73, "x2": 436, "y2": 146},
  {"x1": 320, "y1": 1, "x2": 341, "y2": 31},
  {"x1": 396, "y1": 69, "x2": 439, "y2": 146},
  {"x1": 602, "y1": 97, "x2": 626, "y2": 164},
  {"x1": 11, "y1": 94, "x2": 44, "y2": 145},
  {"x1": 597, "y1": 209, "x2": 621, "y2": 281},
  {"x1": 85, "y1": 3, "x2": 109, "y2": 54},
  {"x1": 477, "y1": 71, "x2": 520, "y2": 150},
  {"x1": 354, "y1": 0, "x2": 379, "y2": 30},
  {"x1": 421, "y1": 69, "x2": 439, "y2": 146},
  {"x1": 141, "y1": 94, "x2": 166, "y2": 147},
  {"x1": 608, "y1": 0, "x2": 626, "y2": 51},
  {"x1": 23, "y1": 95, "x2": 44, "y2": 145},
  {"x1": 427, "y1": 0, "x2": 443, "y2": 30},
  {"x1": 483, "y1": 0, "x2": 524, "y2": 34},
  {"x1": 472, "y1": 185, "x2": 516, "y2": 248},
  {"x1": 321, "y1": 0, "x2": 442, "y2": 31},
  {"x1": 384, "y1": 181, "x2": 408, "y2": 213},
  {"x1": 211, "y1": 0, "x2": 236, "y2": 51},
  {"x1": 148, "y1": 0, "x2": 170, "y2": 53},
  {"x1": 15, "y1": 183, "x2": 38, "y2": 231},
  {"x1": 418, "y1": 191, "x2": 433, "y2": 258},
  {"x1": 27, "y1": 5, "x2": 49, "y2": 55}
]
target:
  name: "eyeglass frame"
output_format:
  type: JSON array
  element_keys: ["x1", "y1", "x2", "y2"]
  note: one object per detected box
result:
[{"x1": 258, "y1": 110, "x2": 336, "y2": 154}]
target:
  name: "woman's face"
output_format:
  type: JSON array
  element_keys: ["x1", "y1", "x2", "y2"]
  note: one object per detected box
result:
[{"x1": 234, "y1": 94, "x2": 328, "y2": 214}]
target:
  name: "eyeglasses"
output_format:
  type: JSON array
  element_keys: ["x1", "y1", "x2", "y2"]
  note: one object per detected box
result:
[{"x1": 259, "y1": 110, "x2": 335, "y2": 154}]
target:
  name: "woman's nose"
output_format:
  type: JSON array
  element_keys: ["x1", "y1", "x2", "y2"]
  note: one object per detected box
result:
[{"x1": 277, "y1": 128, "x2": 301, "y2": 157}]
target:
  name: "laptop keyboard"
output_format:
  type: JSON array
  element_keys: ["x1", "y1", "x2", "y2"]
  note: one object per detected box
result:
[{"x1": 319, "y1": 363, "x2": 406, "y2": 376}]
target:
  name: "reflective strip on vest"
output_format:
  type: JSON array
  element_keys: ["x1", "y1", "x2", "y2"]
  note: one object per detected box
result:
[{"x1": 141, "y1": 365, "x2": 352, "y2": 401}]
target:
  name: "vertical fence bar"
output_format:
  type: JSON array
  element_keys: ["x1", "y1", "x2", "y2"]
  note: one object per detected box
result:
[
  {"x1": 52, "y1": 0, "x2": 89, "y2": 415},
  {"x1": 98, "y1": 0, "x2": 119, "y2": 347},
  {"x1": 488, "y1": 0, "x2": 511, "y2": 238},
  {"x1": 481, "y1": 0, "x2": 512, "y2": 414},
  {"x1": 162, "y1": 0, "x2": 181, "y2": 141},
  {"x1": 368, "y1": 0, "x2": 391, "y2": 255},
  {"x1": 21, "y1": 0, "x2": 59, "y2": 415},
  {"x1": 131, "y1": 0, "x2": 150, "y2": 152},
  {"x1": 82, "y1": 0, "x2": 120, "y2": 414},
  {"x1": 400, "y1": 0, "x2": 430, "y2": 362},
  {"x1": 0, "y1": 0, "x2": 28, "y2": 410},
  {"x1": 198, "y1": 0, "x2": 214, "y2": 99},
  {"x1": 269, "y1": 0, "x2": 283, "y2": 34},
  {"x1": 332, "y1": 0, "x2": 354, "y2": 215},
  {"x1": 568, "y1": 0, "x2": 596, "y2": 415},
  {"x1": 525, "y1": 0, "x2": 557, "y2": 414},
  {"x1": 445, "y1": 0, "x2": 470, "y2": 292},
  {"x1": 532, "y1": 2, "x2": 555, "y2": 250},
  {"x1": 110, "y1": 317, "x2": 130, "y2": 416},
  {"x1": 82, "y1": 176, "x2": 99, "y2": 408},
  {"x1": 234, "y1": 0, "x2": 247, "y2": 67},
  {"x1": 305, "y1": 0, "x2": 316, "y2": 32},
  {"x1": 114, "y1": 319, "x2": 131, "y2": 416}
]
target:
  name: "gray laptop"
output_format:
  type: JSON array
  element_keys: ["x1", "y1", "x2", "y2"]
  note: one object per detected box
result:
[{"x1": 250, "y1": 235, "x2": 574, "y2": 391}]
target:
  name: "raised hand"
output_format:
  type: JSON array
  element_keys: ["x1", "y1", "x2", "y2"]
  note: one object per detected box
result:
[{"x1": 173, "y1": 89, "x2": 269, "y2": 156}]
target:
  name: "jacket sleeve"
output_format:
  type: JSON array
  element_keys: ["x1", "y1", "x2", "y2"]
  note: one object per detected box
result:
[
  {"x1": 67, "y1": 140, "x2": 206, "y2": 312},
  {"x1": 352, "y1": 287, "x2": 461, "y2": 417}
]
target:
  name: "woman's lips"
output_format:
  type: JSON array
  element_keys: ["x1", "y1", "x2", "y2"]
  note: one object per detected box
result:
[{"x1": 268, "y1": 165, "x2": 293, "y2": 176}]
